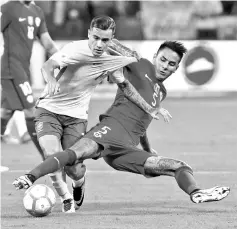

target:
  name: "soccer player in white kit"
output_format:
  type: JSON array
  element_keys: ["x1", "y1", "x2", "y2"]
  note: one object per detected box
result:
[{"x1": 35, "y1": 16, "x2": 160, "y2": 213}]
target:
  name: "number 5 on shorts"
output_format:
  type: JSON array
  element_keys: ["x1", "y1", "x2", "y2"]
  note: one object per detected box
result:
[{"x1": 93, "y1": 126, "x2": 111, "y2": 138}]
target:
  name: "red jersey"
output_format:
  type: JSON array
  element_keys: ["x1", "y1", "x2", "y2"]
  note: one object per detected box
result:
[
  {"x1": 102, "y1": 58, "x2": 166, "y2": 145},
  {"x1": 1, "y1": 1, "x2": 48, "y2": 79}
]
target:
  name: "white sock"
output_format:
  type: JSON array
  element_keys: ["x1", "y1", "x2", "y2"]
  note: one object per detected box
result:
[
  {"x1": 14, "y1": 111, "x2": 28, "y2": 137},
  {"x1": 50, "y1": 170, "x2": 72, "y2": 201},
  {"x1": 73, "y1": 176, "x2": 85, "y2": 188},
  {"x1": 4, "y1": 117, "x2": 14, "y2": 135}
]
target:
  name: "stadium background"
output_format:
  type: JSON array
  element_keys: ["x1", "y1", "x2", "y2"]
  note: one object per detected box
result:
[
  {"x1": 1, "y1": 1, "x2": 237, "y2": 229},
  {"x1": 25, "y1": 0, "x2": 237, "y2": 97}
]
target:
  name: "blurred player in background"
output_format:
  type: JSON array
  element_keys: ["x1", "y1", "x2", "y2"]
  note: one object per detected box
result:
[
  {"x1": 13, "y1": 41, "x2": 230, "y2": 206},
  {"x1": 1, "y1": 0, "x2": 58, "y2": 157},
  {"x1": 25, "y1": 15, "x2": 161, "y2": 213}
]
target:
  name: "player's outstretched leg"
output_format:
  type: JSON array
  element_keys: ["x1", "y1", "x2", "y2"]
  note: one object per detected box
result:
[
  {"x1": 144, "y1": 156, "x2": 230, "y2": 203},
  {"x1": 65, "y1": 162, "x2": 86, "y2": 210},
  {"x1": 13, "y1": 138, "x2": 100, "y2": 211},
  {"x1": 38, "y1": 135, "x2": 75, "y2": 213}
]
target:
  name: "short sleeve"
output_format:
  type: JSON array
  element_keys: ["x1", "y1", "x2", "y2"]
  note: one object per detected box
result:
[
  {"x1": 1, "y1": 4, "x2": 12, "y2": 32},
  {"x1": 36, "y1": 7, "x2": 48, "y2": 37},
  {"x1": 49, "y1": 51, "x2": 71, "y2": 68},
  {"x1": 49, "y1": 42, "x2": 83, "y2": 68}
]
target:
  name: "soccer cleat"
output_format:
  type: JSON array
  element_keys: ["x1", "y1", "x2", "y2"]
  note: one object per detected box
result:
[
  {"x1": 12, "y1": 174, "x2": 35, "y2": 190},
  {"x1": 73, "y1": 179, "x2": 85, "y2": 210},
  {"x1": 190, "y1": 186, "x2": 230, "y2": 204},
  {"x1": 62, "y1": 198, "x2": 75, "y2": 213}
]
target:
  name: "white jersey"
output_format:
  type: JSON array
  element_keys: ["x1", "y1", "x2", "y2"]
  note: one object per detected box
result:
[{"x1": 37, "y1": 40, "x2": 137, "y2": 119}]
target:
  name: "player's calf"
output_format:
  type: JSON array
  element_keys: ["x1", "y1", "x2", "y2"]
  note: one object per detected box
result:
[
  {"x1": 65, "y1": 162, "x2": 86, "y2": 210},
  {"x1": 144, "y1": 156, "x2": 200, "y2": 195}
]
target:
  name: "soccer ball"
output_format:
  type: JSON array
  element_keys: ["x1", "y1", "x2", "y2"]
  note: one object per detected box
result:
[{"x1": 23, "y1": 184, "x2": 56, "y2": 217}]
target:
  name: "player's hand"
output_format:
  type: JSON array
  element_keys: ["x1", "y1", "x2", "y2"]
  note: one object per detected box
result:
[
  {"x1": 150, "y1": 108, "x2": 160, "y2": 120},
  {"x1": 158, "y1": 107, "x2": 172, "y2": 123},
  {"x1": 46, "y1": 78, "x2": 60, "y2": 96}
]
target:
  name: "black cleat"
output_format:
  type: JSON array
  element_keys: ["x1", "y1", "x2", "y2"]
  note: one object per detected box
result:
[{"x1": 73, "y1": 179, "x2": 85, "y2": 210}]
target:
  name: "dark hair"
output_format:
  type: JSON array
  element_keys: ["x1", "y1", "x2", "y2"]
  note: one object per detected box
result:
[
  {"x1": 157, "y1": 41, "x2": 187, "y2": 60},
  {"x1": 90, "y1": 16, "x2": 116, "y2": 35}
]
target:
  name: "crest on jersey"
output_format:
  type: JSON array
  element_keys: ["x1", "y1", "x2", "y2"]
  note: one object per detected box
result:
[{"x1": 35, "y1": 17, "x2": 41, "y2": 27}]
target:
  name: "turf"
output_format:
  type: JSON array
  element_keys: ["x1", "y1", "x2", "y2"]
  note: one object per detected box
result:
[{"x1": 1, "y1": 97, "x2": 237, "y2": 229}]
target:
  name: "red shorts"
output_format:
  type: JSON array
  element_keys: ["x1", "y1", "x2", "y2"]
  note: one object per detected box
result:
[
  {"x1": 1, "y1": 78, "x2": 34, "y2": 110},
  {"x1": 84, "y1": 116, "x2": 155, "y2": 176},
  {"x1": 35, "y1": 107, "x2": 88, "y2": 150}
]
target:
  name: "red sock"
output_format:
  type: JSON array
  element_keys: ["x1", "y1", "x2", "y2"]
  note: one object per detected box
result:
[
  {"x1": 30, "y1": 149, "x2": 77, "y2": 180},
  {"x1": 175, "y1": 168, "x2": 200, "y2": 195}
]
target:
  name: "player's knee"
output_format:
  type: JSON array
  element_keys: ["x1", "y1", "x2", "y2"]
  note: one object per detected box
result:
[
  {"x1": 70, "y1": 137, "x2": 101, "y2": 160},
  {"x1": 38, "y1": 135, "x2": 61, "y2": 159},
  {"x1": 175, "y1": 161, "x2": 193, "y2": 175},
  {"x1": 24, "y1": 108, "x2": 35, "y2": 118},
  {"x1": 65, "y1": 163, "x2": 86, "y2": 181},
  {"x1": 1, "y1": 108, "x2": 14, "y2": 119}
]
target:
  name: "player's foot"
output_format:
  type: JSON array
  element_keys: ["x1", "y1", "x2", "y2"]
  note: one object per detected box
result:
[
  {"x1": 1, "y1": 134, "x2": 20, "y2": 144},
  {"x1": 12, "y1": 174, "x2": 36, "y2": 190},
  {"x1": 19, "y1": 132, "x2": 31, "y2": 144},
  {"x1": 73, "y1": 179, "x2": 85, "y2": 210},
  {"x1": 62, "y1": 198, "x2": 75, "y2": 213},
  {"x1": 190, "y1": 186, "x2": 230, "y2": 203}
]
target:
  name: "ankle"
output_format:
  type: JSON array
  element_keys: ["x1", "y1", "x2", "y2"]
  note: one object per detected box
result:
[
  {"x1": 190, "y1": 188, "x2": 201, "y2": 195},
  {"x1": 73, "y1": 177, "x2": 85, "y2": 188}
]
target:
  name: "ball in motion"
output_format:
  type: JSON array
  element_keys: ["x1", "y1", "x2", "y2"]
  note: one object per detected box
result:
[{"x1": 23, "y1": 184, "x2": 56, "y2": 217}]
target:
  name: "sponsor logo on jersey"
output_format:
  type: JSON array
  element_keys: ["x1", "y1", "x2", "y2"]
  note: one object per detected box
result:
[
  {"x1": 19, "y1": 17, "x2": 26, "y2": 22},
  {"x1": 144, "y1": 74, "x2": 152, "y2": 82}
]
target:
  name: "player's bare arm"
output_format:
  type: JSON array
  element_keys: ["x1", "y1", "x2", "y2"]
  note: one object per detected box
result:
[
  {"x1": 41, "y1": 59, "x2": 61, "y2": 96},
  {"x1": 111, "y1": 69, "x2": 160, "y2": 119},
  {"x1": 108, "y1": 39, "x2": 140, "y2": 60},
  {"x1": 39, "y1": 32, "x2": 58, "y2": 57},
  {"x1": 117, "y1": 79, "x2": 161, "y2": 119}
]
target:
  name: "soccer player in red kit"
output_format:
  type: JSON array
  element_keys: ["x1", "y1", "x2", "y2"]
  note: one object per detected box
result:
[
  {"x1": 1, "y1": 1, "x2": 57, "y2": 157},
  {"x1": 13, "y1": 41, "x2": 230, "y2": 205}
]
